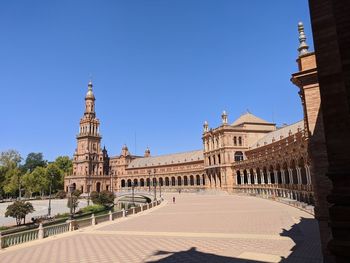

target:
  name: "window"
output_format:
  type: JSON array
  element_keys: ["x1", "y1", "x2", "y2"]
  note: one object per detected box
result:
[
  {"x1": 238, "y1": 137, "x2": 242, "y2": 146},
  {"x1": 234, "y1": 151, "x2": 244, "y2": 162},
  {"x1": 234, "y1": 136, "x2": 237, "y2": 146}
]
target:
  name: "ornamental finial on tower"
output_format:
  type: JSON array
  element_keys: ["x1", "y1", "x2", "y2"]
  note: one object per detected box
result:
[
  {"x1": 298, "y1": 22, "x2": 309, "y2": 56},
  {"x1": 144, "y1": 146, "x2": 151, "y2": 157},
  {"x1": 86, "y1": 80, "x2": 95, "y2": 100},
  {"x1": 203, "y1": 121, "x2": 209, "y2": 132},
  {"x1": 221, "y1": 110, "x2": 228, "y2": 125}
]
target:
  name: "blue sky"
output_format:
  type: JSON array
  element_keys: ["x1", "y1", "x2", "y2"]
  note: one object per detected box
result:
[{"x1": 0, "y1": 1, "x2": 312, "y2": 161}]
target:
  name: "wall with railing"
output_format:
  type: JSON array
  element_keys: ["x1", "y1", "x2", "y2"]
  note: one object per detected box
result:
[{"x1": 0, "y1": 199, "x2": 163, "y2": 249}]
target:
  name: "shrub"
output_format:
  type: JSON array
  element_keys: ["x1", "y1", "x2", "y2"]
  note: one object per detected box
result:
[
  {"x1": 55, "y1": 190, "x2": 67, "y2": 199},
  {"x1": 91, "y1": 191, "x2": 115, "y2": 208},
  {"x1": 80, "y1": 204, "x2": 105, "y2": 214},
  {"x1": 72, "y1": 189, "x2": 82, "y2": 198},
  {"x1": 5, "y1": 201, "x2": 35, "y2": 225}
]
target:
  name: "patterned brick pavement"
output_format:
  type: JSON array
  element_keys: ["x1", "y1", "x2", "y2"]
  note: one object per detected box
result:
[{"x1": 0, "y1": 193, "x2": 323, "y2": 262}]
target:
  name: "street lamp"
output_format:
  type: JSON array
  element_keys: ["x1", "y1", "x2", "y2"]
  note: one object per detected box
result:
[
  {"x1": 69, "y1": 183, "x2": 75, "y2": 220},
  {"x1": 148, "y1": 170, "x2": 151, "y2": 192},
  {"x1": 48, "y1": 174, "x2": 54, "y2": 216},
  {"x1": 159, "y1": 178, "x2": 162, "y2": 199},
  {"x1": 131, "y1": 181, "x2": 137, "y2": 207},
  {"x1": 153, "y1": 168, "x2": 157, "y2": 201}
]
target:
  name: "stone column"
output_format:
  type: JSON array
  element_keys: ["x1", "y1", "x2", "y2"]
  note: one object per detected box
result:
[
  {"x1": 274, "y1": 170, "x2": 278, "y2": 184},
  {"x1": 296, "y1": 167, "x2": 302, "y2": 185},
  {"x1": 288, "y1": 168, "x2": 294, "y2": 184},
  {"x1": 281, "y1": 170, "x2": 286, "y2": 184},
  {"x1": 254, "y1": 170, "x2": 258, "y2": 185},
  {"x1": 247, "y1": 172, "x2": 251, "y2": 184}
]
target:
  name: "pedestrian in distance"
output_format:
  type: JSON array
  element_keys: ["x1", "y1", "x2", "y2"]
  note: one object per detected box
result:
[{"x1": 173, "y1": 196, "x2": 175, "y2": 204}]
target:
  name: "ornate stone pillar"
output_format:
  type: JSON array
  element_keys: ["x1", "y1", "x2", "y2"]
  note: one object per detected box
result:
[
  {"x1": 296, "y1": 167, "x2": 302, "y2": 185},
  {"x1": 281, "y1": 170, "x2": 286, "y2": 184},
  {"x1": 288, "y1": 168, "x2": 294, "y2": 184}
]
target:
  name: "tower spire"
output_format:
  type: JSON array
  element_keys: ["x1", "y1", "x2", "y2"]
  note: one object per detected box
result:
[{"x1": 298, "y1": 22, "x2": 309, "y2": 56}]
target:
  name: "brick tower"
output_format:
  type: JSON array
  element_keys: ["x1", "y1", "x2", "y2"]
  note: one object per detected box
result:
[{"x1": 70, "y1": 81, "x2": 109, "y2": 193}]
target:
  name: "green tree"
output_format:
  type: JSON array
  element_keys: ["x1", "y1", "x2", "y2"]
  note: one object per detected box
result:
[
  {"x1": 23, "y1": 152, "x2": 47, "y2": 172},
  {"x1": 67, "y1": 190, "x2": 81, "y2": 214},
  {"x1": 22, "y1": 167, "x2": 49, "y2": 197},
  {"x1": 0, "y1": 149, "x2": 21, "y2": 169},
  {"x1": 90, "y1": 191, "x2": 115, "y2": 208},
  {"x1": 54, "y1": 156, "x2": 72, "y2": 175},
  {"x1": 5, "y1": 201, "x2": 34, "y2": 225},
  {"x1": 0, "y1": 150, "x2": 23, "y2": 198},
  {"x1": 46, "y1": 163, "x2": 63, "y2": 193}
]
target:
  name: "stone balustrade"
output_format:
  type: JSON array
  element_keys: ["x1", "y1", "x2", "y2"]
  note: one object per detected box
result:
[{"x1": 0, "y1": 199, "x2": 163, "y2": 249}]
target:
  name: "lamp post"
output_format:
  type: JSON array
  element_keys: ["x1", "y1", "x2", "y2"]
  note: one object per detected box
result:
[
  {"x1": 148, "y1": 170, "x2": 151, "y2": 192},
  {"x1": 48, "y1": 174, "x2": 54, "y2": 216},
  {"x1": 159, "y1": 178, "x2": 162, "y2": 199},
  {"x1": 153, "y1": 168, "x2": 157, "y2": 201},
  {"x1": 131, "y1": 181, "x2": 137, "y2": 207},
  {"x1": 69, "y1": 184, "x2": 75, "y2": 220}
]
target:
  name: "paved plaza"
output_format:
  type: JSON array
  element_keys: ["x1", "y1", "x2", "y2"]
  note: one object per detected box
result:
[
  {"x1": 0, "y1": 199, "x2": 88, "y2": 226},
  {"x1": 0, "y1": 193, "x2": 322, "y2": 262}
]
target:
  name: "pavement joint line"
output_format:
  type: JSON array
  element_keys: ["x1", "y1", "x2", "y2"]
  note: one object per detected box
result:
[{"x1": 85, "y1": 230, "x2": 293, "y2": 241}]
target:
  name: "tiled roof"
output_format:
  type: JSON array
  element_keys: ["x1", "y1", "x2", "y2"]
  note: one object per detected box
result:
[
  {"x1": 251, "y1": 120, "x2": 304, "y2": 148},
  {"x1": 127, "y1": 150, "x2": 204, "y2": 168},
  {"x1": 231, "y1": 112, "x2": 272, "y2": 126}
]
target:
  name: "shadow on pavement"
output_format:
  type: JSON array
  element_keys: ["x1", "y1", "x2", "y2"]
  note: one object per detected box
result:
[
  {"x1": 147, "y1": 217, "x2": 323, "y2": 263},
  {"x1": 146, "y1": 247, "x2": 263, "y2": 263},
  {"x1": 280, "y1": 217, "x2": 323, "y2": 263}
]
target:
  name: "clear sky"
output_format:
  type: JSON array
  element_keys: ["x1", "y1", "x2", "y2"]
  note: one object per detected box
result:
[{"x1": 0, "y1": 1, "x2": 312, "y2": 161}]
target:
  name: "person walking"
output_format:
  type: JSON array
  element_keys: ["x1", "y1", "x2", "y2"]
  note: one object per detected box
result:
[{"x1": 173, "y1": 196, "x2": 176, "y2": 204}]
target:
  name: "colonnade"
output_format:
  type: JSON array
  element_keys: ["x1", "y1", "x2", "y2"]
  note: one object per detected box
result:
[{"x1": 234, "y1": 158, "x2": 314, "y2": 205}]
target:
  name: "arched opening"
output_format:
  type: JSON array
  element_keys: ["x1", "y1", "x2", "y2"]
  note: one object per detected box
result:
[
  {"x1": 236, "y1": 170, "x2": 241, "y2": 185},
  {"x1": 208, "y1": 156, "x2": 211, "y2": 166},
  {"x1": 177, "y1": 176, "x2": 182, "y2": 186},
  {"x1": 283, "y1": 162, "x2": 290, "y2": 184},
  {"x1": 202, "y1": 174, "x2": 206, "y2": 185},
  {"x1": 171, "y1": 177, "x2": 176, "y2": 186},
  {"x1": 291, "y1": 160, "x2": 298, "y2": 184},
  {"x1": 127, "y1": 179, "x2": 132, "y2": 187},
  {"x1": 234, "y1": 151, "x2": 244, "y2": 162},
  {"x1": 238, "y1": 136, "x2": 242, "y2": 146},
  {"x1": 218, "y1": 154, "x2": 221, "y2": 164},
  {"x1": 140, "y1": 178, "x2": 145, "y2": 187},
  {"x1": 243, "y1": 170, "x2": 248, "y2": 184},
  {"x1": 233, "y1": 136, "x2": 237, "y2": 146},
  {"x1": 276, "y1": 164, "x2": 282, "y2": 184},
  {"x1": 159, "y1": 177, "x2": 163, "y2": 186},
  {"x1": 146, "y1": 178, "x2": 150, "y2": 187},
  {"x1": 152, "y1": 177, "x2": 157, "y2": 186},
  {"x1": 250, "y1": 169, "x2": 255, "y2": 184},
  {"x1": 81, "y1": 185, "x2": 84, "y2": 193},
  {"x1": 121, "y1": 179, "x2": 126, "y2": 188},
  {"x1": 165, "y1": 177, "x2": 170, "y2": 186},
  {"x1": 263, "y1": 167, "x2": 268, "y2": 184},
  {"x1": 134, "y1": 179, "x2": 138, "y2": 187},
  {"x1": 256, "y1": 168, "x2": 262, "y2": 184},
  {"x1": 299, "y1": 158, "x2": 308, "y2": 185},
  {"x1": 190, "y1": 175, "x2": 194, "y2": 186},
  {"x1": 184, "y1": 176, "x2": 188, "y2": 186},
  {"x1": 196, "y1": 175, "x2": 201, "y2": 185},
  {"x1": 269, "y1": 166, "x2": 275, "y2": 184},
  {"x1": 96, "y1": 182, "x2": 101, "y2": 192}
]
